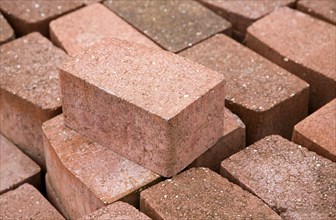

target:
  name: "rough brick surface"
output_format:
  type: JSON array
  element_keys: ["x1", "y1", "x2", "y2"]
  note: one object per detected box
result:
[
  {"x1": 140, "y1": 167, "x2": 281, "y2": 220},
  {"x1": 50, "y1": 3, "x2": 159, "y2": 56},
  {"x1": 0, "y1": 184, "x2": 64, "y2": 220},
  {"x1": 0, "y1": 135, "x2": 41, "y2": 195},
  {"x1": 0, "y1": 13, "x2": 14, "y2": 45},
  {"x1": 297, "y1": 0, "x2": 336, "y2": 25},
  {"x1": 293, "y1": 99, "x2": 336, "y2": 162},
  {"x1": 180, "y1": 34, "x2": 308, "y2": 144},
  {"x1": 0, "y1": 1, "x2": 83, "y2": 36},
  {"x1": 246, "y1": 7, "x2": 336, "y2": 112},
  {"x1": 104, "y1": 0, "x2": 231, "y2": 52},
  {"x1": 0, "y1": 32, "x2": 67, "y2": 167},
  {"x1": 60, "y1": 38, "x2": 225, "y2": 177},
  {"x1": 221, "y1": 135, "x2": 336, "y2": 220},
  {"x1": 42, "y1": 115, "x2": 160, "y2": 219}
]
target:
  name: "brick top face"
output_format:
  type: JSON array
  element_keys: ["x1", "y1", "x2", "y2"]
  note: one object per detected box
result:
[
  {"x1": 0, "y1": 13, "x2": 14, "y2": 44},
  {"x1": 104, "y1": 0, "x2": 231, "y2": 52},
  {"x1": 60, "y1": 38, "x2": 224, "y2": 120},
  {"x1": 298, "y1": 0, "x2": 336, "y2": 24},
  {"x1": 180, "y1": 34, "x2": 308, "y2": 111},
  {"x1": 0, "y1": 32, "x2": 68, "y2": 109}
]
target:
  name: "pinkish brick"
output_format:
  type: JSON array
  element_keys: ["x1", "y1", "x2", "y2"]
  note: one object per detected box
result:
[
  {"x1": 50, "y1": 3, "x2": 159, "y2": 56},
  {"x1": 297, "y1": 0, "x2": 336, "y2": 25},
  {"x1": 0, "y1": 13, "x2": 14, "y2": 45},
  {"x1": 42, "y1": 115, "x2": 160, "y2": 219},
  {"x1": 246, "y1": 7, "x2": 336, "y2": 112},
  {"x1": 293, "y1": 99, "x2": 336, "y2": 162},
  {"x1": 0, "y1": 32, "x2": 68, "y2": 168},
  {"x1": 59, "y1": 38, "x2": 225, "y2": 177}
]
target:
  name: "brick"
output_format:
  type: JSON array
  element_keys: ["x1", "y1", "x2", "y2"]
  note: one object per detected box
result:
[
  {"x1": 188, "y1": 107, "x2": 245, "y2": 172},
  {"x1": 221, "y1": 135, "x2": 336, "y2": 219},
  {"x1": 292, "y1": 99, "x2": 336, "y2": 162},
  {"x1": 60, "y1": 38, "x2": 225, "y2": 177},
  {"x1": 0, "y1": 1, "x2": 83, "y2": 36},
  {"x1": 297, "y1": 0, "x2": 336, "y2": 25},
  {"x1": 140, "y1": 167, "x2": 281, "y2": 219},
  {"x1": 0, "y1": 13, "x2": 14, "y2": 45},
  {"x1": 50, "y1": 3, "x2": 159, "y2": 56},
  {"x1": 0, "y1": 135, "x2": 41, "y2": 195},
  {"x1": 103, "y1": 0, "x2": 231, "y2": 52},
  {"x1": 80, "y1": 202, "x2": 150, "y2": 220},
  {"x1": 42, "y1": 115, "x2": 161, "y2": 219},
  {"x1": 180, "y1": 34, "x2": 308, "y2": 144},
  {"x1": 246, "y1": 7, "x2": 336, "y2": 112},
  {"x1": 0, "y1": 184, "x2": 64, "y2": 220},
  {"x1": 199, "y1": 0, "x2": 294, "y2": 41},
  {"x1": 0, "y1": 32, "x2": 67, "y2": 168}
]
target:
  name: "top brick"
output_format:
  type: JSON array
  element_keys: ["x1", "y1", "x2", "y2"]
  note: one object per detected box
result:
[
  {"x1": 297, "y1": 0, "x2": 336, "y2": 25},
  {"x1": 0, "y1": 13, "x2": 14, "y2": 45}
]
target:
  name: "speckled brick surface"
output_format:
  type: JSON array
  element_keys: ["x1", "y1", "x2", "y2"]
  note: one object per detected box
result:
[
  {"x1": 246, "y1": 7, "x2": 336, "y2": 112},
  {"x1": 0, "y1": 13, "x2": 14, "y2": 45},
  {"x1": 297, "y1": 0, "x2": 336, "y2": 25},
  {"x1": 221, "y1": 135, "x2": 336, "y2": 220}
]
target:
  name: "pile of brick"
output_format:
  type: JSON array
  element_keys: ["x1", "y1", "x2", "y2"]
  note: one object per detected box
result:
[{"x1": 0, "y1": 1, "x2": 335, "y2": 219}]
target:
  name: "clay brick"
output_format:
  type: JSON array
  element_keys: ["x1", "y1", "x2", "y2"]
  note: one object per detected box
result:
[
  {"x1": 80, "y1": 202, "x2": 150, "y2": 220},
  {"x1": 221, "y1": 135, "x2": 336, "y2": 219},
  {"x1": 246, "y1": 7, "x2": 336, "y2": 112},
  {"x1": 297, "y1": 0, "x2": 336, "y2": 25},
  {"x1": 42, "y1": 115, "x2": 161, "y2": 219},
  {"x1": 188, "y1": 108, "x2": 245, "y2": 172},
  {"x1": 293, "y1": 99, "x2": 336, "y2": 162},
  {"x1": 50, "y1": 3, "x2": 159, "y2": 56},
  {"x1": 103, "y1": 0, "x2": 231, "y2": 52},
  {"x1": 0, "y1": 13, "x2": 14, "y2": 45},
  {"x1": 60, "y1": 38, "x2": 225, "y2": 177},
  {"x1": 0, "y1": 32, "x2": 67, "y2": 168},
  {"x1": 180, "y1": 34, "x2": 308, "y2": 144},
  {"x1": 0, "y1": 135, "x2": 41, "y2": 195},
  {"x1": 140, "y1": 167, "x2": 281, "y2": 219},
  {"x1": 0, "y1": 184, "x2": 64, "y2": 220},
  {"x1": 0, "y1": 1, "x2": 83, "y2": 36}
]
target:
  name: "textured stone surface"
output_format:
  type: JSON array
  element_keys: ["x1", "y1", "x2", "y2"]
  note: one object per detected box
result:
[
  {"x1": 60, "y1": 38, "x2": 224, "y2": 177},
  {"x1": 104, "y1": 0, "x2": 231, "y2": 52},
  {"x1": 80, "y1": 202, "x2": 150, "y2": 220},
  {"x1": 0, "y1": 32, "x2": 67, "y2": 167},
  {"x1": 297, "y1": 0, "x2": 336, "y2": 25},
  {"x1": 246, "y1": 7, "x2": 336, "y2": 112},
  {"x1": 42, "y1": 115, "x2": 160, "y2": 219},
  {"x1": 0, "y1": 184, "x2": 64, "y2": 220},
  {"x1": 0, "y1": 13, "x2": 14, "y2": 44},
  {"x1": 0, "y1": 135, "x2": 41, "y2": 195},
  {"x1": 50, "y1": 3, "x2": 159, "y2": 56},
  {"x1": 180, "y1": 34, "x2": 308, "y2": 144},
  {"x1": 0, "y1": 1, "x2": 83, "y2": 36},
  {"x1": 140, "y1": 167, "x2": 281, "y2": 220},
  {"x1": 293, "y1": 99, "x2": 336, "y2": 162},
  {"x1": 221, "y1": 135, "x2": 336, "y2": 220}
]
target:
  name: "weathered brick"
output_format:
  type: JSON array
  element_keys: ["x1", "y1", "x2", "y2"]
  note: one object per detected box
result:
[
  {"x1": 293, "y1": 99, "x2": 336, "y2": 162},
  {"x1": 140, "y1": 167, "x2": 281, "y2": 219},
  {"x1": 0, "y1": 32, "x2": 67, "y2": 168},
  {"x1": 0, "y1": 13, "x2": 14, "y2": 45},
  {"x1": 0, "y1": 184, "x2": 64, "y2": 219},
  {"x1": 42, "y1": 115, "x2": 161, "y2": 219},
  {"x1": 0, "y1": 1, "x2": 83, "y2": 36},
  {"x1": 221, "y1": 135, "x2": 336, "y2": 219},
  {"x1": 50, "y1": 3, "x2": 159, "y2": 56},
  {"x1": 104, "y1": 0, "x2": 231, "y2": 52},
  {"x1": 246, "y1": 7, "x2": 336, "y2": 112},
  {"x1": 297, "y1": 0, "x2": 336, "y2": 25},
  {"x1": 60, "y1": 38, "x2": 224, "y2": 177},
  {"x1": 180, "y1": 34, "x2": 308, "y2": 144}
]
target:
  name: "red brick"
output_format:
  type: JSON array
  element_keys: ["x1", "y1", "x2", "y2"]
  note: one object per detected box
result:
[
  {"x1": 180, "y1": 34, "x2": 308, "y2": 144},
  {"x1": 0, "y1": 32, "x2": 67, "y2": 168},
  {"x1": 292, "y1": 99, "x2": 336, "y2": 162},
  {"x1": 0, "y1": 1, "x2": 83, "y2": 36},
  {"x1": 0, "y1": 184, "x2": 64, "y2": 219},
  {"x1": 297, "y1": 0, "x2": 336, "y2": 25},
  {"x1": 0, "y1": 135, "x2": 41, "y2": 195},
  {"x1": 42, "y1": 115, "x2": 161, "y2": 219},
  {"x1": 0, "y1": 13, "x2": 14, "y2": 45},
  {"x1": 50, "y1": 3, "x2": 159, "y2": 56},
  {"x1": 221, "y1": 135, "x2": 336, "y2": 219},
  {"x1": 246, "y1": 7, "x2": 336, "y2": 112},
  {"x1": 59, "y1": 38, "x2": 225, "y2": 177},
  {"x1": 140, "y1": 167, "x2": 281, "y2": 219}
]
